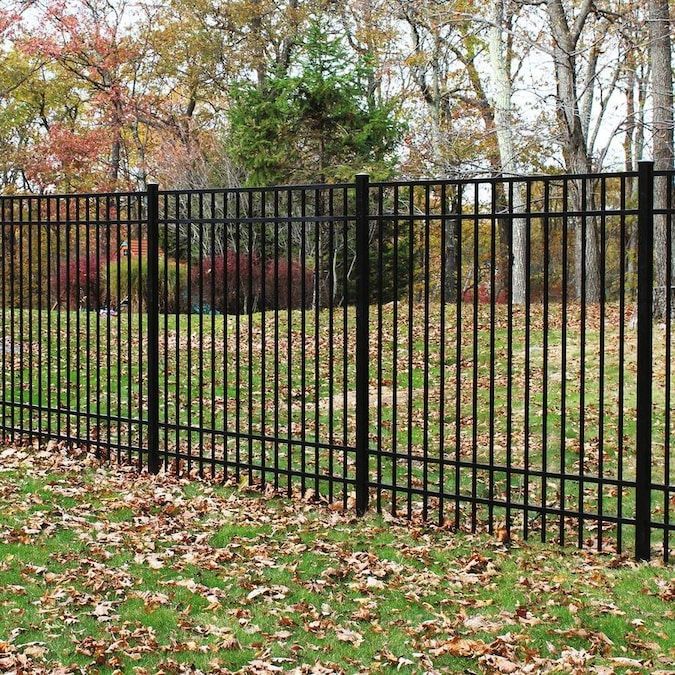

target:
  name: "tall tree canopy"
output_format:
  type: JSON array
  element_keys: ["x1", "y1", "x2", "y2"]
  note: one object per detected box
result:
[
  {"x1": 0, "y1": 0, "x2": 669, "y2": 192},
  {"x1": 226, "y1": 20, "x2": 403, "y2": 185}
]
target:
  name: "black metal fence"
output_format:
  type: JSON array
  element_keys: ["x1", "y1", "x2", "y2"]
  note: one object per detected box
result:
[{"x1": 1, "y1": 162, "x2": 673, "y2": 560}]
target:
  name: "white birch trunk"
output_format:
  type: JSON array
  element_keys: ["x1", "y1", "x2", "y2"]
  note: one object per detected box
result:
[
  {"x1": 488, "y1": 0, "x2": 527, "y2": 304},
  {"x1": 649, "y1": 0, "x2": 673, "y2": 317}
]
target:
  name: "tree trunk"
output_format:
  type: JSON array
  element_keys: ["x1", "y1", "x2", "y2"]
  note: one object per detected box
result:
[
  {"x1": 546, "y1": 0, "x2": 601, "y2": 303},
  {"x1": 488, "y1": 0, "x2": 526, "y2": 304},
  {"x1": 649, "y1": 0, "x2": 673, "y2": 318},
  {"x1": 110, "y1": 136, "x2": 121, "y2": 183},
  {"x1": 444, "y1": 195, "x2": 459, "y2": 302}
]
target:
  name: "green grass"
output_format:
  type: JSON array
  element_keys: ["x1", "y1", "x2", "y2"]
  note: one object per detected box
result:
[
  {"x1": 0, "y1": 447, "x2": 673, "y2": 673},
  {"x1": 0, "y1": 301, "x2": 673, "y2": 553}
]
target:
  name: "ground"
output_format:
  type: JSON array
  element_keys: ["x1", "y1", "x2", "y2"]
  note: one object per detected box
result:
[
  {"x1": 4, "y1": 303, "x2": 673, "y2": 548},
  {"x1": 0, "y1": 443, "x2": 673, "y2": 674}
]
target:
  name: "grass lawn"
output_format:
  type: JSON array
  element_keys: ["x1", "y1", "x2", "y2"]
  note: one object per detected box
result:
[
  {"x1": 1, "y1": 301, "x2": 673, "y2": 552},
  {"x1": 0, "y1": 444, "x2": 673, "y2": 674}
]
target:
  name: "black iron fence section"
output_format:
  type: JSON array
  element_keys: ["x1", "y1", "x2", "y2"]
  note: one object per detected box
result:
[
  {"x1": 0, "y1": 163, "x2": 672, "y2": 560},
  {"x1": 154, "y1": 183, "x2": 358, "y2": 505}
]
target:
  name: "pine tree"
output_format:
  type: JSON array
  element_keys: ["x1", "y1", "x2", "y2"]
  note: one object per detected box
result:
[{"x1": 226, "y1": 19, "x2": 402, "y2": 186}]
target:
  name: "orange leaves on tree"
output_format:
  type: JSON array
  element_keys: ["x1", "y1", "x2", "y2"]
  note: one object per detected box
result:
[{"x1": 22, "y1": 123, "x2": 112, "y2": 192}]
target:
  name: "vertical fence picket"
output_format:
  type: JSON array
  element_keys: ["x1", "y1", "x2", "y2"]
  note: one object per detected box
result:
[
  {"x1": 355, "y1": 173, "x2": 370, "y2": 516},
  {"x1": 146, "y1": 183, "x2": 161, "y2": 475},
  {"x1": 636, "y1": 161, "x2": 654, "y2": 561}
]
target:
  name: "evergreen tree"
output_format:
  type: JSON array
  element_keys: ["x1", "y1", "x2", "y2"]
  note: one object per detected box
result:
[{"x1": 226, "y1": 20, "x2": 403, "y2": 185}]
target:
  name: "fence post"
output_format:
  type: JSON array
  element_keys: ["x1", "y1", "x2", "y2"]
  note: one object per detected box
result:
[
  {"x1": 635, "y1": 160, "x2": 654, "y2": 560},
  {"x1": 146, "y1": 183, "x2": 161, "y2": 474},
  {"x1": 355, "y1": 173, "x2": 370, "y2": 515}
]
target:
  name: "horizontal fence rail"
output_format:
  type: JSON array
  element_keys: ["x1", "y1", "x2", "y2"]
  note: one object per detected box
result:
[{"x1": 0, "y1": 163, "x2": 673, "y2": 561}]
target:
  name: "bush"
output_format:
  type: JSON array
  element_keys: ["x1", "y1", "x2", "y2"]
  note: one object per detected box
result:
[
  {"x1": 102, "y1": 250, "x2": 315, "y2": 315},
  {"x1": 55, "y1": 254, "x2": 103, "y2": 310},
  {"x1": 190, "y1": 252, "x2": 314, "y2": 313},
  {"x1": 262, "y1": 258, "x2": 314, "y2": 310},
  {"x1": 190, "y1": 251, "x2": 262, "y2": 314},
  {"x1": 104, "y1": 256, "x2": 189, "y2": 313},
  {"x1": 337, "y1": 223, "x2": 412, "y2": 306},
  {"x1": 158, "y1": 258, "x2": 190, "y2": 313},
  {"x1": 461, "y1": 284, "x2": 508, "y2": 304}
]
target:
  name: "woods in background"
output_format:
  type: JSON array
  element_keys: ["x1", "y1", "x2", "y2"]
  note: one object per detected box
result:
[
  {"x1": 0, "y1": 0, "x2": 672, "y2": 311},
  {"x1": 0, "y1": 0, "x2": 671, "y2": 192}
]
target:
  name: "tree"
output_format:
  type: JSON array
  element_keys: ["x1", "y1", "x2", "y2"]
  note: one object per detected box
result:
[
  {"x1": 398, "y1": 0, "x2": 497, "y2": 177},
  {"x1": 226, "y1": 19, "x2": 403, "y2": 185},
  {"x1": 648, "y1": 0, "x2": 673, "y2": 317},
  {"x1": 488, "y1": 0, "x2": 527, "y2": 303},
  {"x1": 546, "y1": 0, "x2": 601, "y2": 303},
  {"x1": 397, "y1": 0, "x2": 531, "y2": 301},
  {"x1": 20, "y1": 0, "x2": 148, "y2": 189}
]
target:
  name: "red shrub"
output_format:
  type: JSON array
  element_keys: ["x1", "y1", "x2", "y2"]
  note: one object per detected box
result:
[
  {"x1": 462, "y1": 284, "x2": 508, "y2": 304},
  {"x1": 191, "y1": 250, "x2": 263, "y2": 313},
  {"x1": 55, "y1": 254, "x2": 103, "y2": 309},
  {"x1": 191, "y1": 252, "x2": 314, "y2": 313},
  {"x1": 262, "y1": 258, "x2": 314, "y2": 310}
]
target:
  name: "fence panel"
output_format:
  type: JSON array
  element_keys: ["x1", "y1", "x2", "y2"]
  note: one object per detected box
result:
[
  {"x1": 0, "y1": 191, "x2": 150, "y2": 462},
  {"x1": 366, "y1": 172, "x2": 648, "y2": 555},
  {"x1": 156, "y1": 184, "x2": 358, "y2": 506},
  {"x1": 0, "y1": 168, "x2": 673, "y2": 560}
]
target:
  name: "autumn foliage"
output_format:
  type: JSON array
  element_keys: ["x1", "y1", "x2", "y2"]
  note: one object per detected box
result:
[
  {"x1": 50, "y1": 249, "x2": 313, "y2": 313},
  {"x1": 190, "y1": 252, "x2": 313, "y2": 313},
  {"x1": 55, "y1": 254, "x2": 103, "y2": 310}
]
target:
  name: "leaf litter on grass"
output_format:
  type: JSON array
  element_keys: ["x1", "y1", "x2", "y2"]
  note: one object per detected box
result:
[{"x1": 0, "y1": 442, "x2": 673, "y2": 674}]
